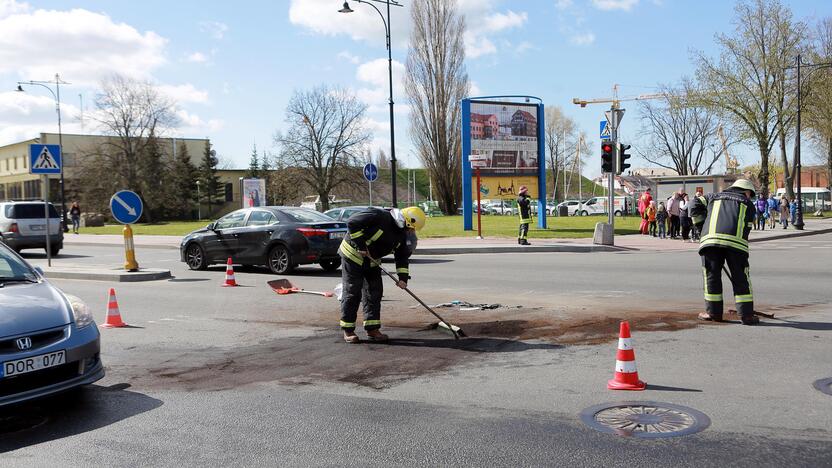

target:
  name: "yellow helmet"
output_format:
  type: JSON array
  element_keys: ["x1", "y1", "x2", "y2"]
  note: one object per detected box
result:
[
  {"x1": 401, "y1": 206, "x2": 426, "y2": 231},
  {"x1": 730, "y1": 179, "x2": 756, "y2": 195}
]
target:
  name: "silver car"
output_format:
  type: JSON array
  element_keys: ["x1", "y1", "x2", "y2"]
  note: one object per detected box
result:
[
  {"x1": 0, "y1": 201, "x2": 64, "y2": 254},
  {"x1": 0, "y1": 242, "x2": 103, "y2": 406}
]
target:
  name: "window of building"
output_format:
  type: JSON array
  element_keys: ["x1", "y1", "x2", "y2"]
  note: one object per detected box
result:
[{"x1": 225, "y1": 183, "x2": 233, "y2": 202}]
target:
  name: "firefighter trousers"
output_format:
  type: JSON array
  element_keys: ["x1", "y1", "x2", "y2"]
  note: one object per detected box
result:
[
  {"x1": 339, "y1": 255, "x2": 383, "y2": 331},
  {"x1": 518, "y1": 222, "x2": 530, "y2": 241},
  {"x1": 700, "y1": 247, "x2": 754, "y2": 320}
]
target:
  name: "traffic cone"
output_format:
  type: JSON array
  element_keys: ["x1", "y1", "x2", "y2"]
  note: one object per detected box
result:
[
  {"x1": 101, "y1": 288, "x2": 127, "y2": 328},
  {"x1": 222, "y1": 257, "x2": 238, "y2": 287},
  {"x1": 607, "y1": 321, "x2": 646, "y2": 391}
]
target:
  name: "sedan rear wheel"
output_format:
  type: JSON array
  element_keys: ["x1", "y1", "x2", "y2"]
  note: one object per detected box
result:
[
  {"x1": 268, "y1": 245, "x2": 293, "y2": 275},
  {"x1": 186, "y1": 243, "x2": 207, "y2": 270}
]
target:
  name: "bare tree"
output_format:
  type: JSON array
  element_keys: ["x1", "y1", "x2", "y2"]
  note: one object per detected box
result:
[
  {"x1": 405, "y1": 0, "x2": 469, "y2": 215},
  {"x1": 544, "y1": 106, "x2": 578, "y2": 202},
  {"x1": 693, "y1": 0, "x2": 801, "y2": 196},
  {"x1": 274, "y1": 85, "x2": 370, "y2": 211},
  {"x1": 638, "y1": 83, "x2": 727, "y2": 175}
]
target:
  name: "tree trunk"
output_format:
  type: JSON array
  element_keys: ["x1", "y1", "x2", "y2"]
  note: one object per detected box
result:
[
  {"x1": 779, "y1": 126, "x2": 794, "y2": 199},
  {"x1": 758, "y1": 142, "x2": 771, "y2": 197},
  {"x1": 828, "y1": 136, "x2": 832, "y2": 192}
]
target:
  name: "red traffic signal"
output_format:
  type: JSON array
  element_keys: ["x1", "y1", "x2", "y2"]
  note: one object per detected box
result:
[
  {"x1": 602, "y1": 143, "x2": 613, "y2": 153},
  {"x1": 601, "y1": 141, "x2": 614, "y2": 173}
]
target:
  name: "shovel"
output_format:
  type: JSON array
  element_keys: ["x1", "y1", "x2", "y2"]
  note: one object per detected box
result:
[{"x1": 267, "y1": 279, "x2": 333, "y2": 297}]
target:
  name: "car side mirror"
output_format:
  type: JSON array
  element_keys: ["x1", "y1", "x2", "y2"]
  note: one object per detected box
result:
[
  {"x1": 207, "y1": 222, "x2": 216, "y2": 231},
  {"x1": 34, "y1": 266, "x2": 44, "y2": 275}
]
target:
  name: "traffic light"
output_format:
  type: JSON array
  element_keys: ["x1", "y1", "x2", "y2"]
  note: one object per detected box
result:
[
  {"x1": 616, "y1": 143, "x2": 631, "y2": 175},
  {"x1": 601, "y1": 141, "x2": 614, "y2": 173}
]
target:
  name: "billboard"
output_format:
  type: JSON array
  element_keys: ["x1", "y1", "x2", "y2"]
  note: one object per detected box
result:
[
  {"x1": 242, "y1": 178, "x2": 266, "y2": 208},
  {"x1": 461, "y1": 97, "x2": 546, "y2": 229}
]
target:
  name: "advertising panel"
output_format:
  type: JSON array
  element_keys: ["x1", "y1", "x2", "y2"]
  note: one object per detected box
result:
[
  {"x1": 471, "y1": 176, "x2": 539, "y2": 200},
  {"x1": 242, "y1": 178, "x2": 266, "y2": 208},
  {"x1": 469, "y1": 101, "x2": 539, "y2": 176}
]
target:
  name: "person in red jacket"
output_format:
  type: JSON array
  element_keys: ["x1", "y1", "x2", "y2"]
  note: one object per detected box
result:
[{"x1": 638, "y1": 189, "x2": 653, "y2": 235}]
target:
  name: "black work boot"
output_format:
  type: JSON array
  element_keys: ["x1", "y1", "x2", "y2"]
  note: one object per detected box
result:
[
  {"x1": 741, "y1": 315, "x2": 760, "y2": 325},
  {"x1": 698, "y1": 312, "x2": 723, "y2": 322}
]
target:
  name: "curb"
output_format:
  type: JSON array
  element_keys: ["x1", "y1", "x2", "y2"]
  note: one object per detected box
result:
[
  {"x1": 750, "y1": 227, "x2": 832, "y2": 243},
  {"x1": 413, "y1": 244, "x2": 623, "y2": 255},
  {"x1": 65, "y1": 242, "x2": 179, "y2": 250},
  {"x1": 43, "y1": 268, "x2": 172, "y2": 282}
]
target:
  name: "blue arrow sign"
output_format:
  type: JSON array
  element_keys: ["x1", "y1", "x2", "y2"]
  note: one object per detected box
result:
[
  {"x1": 29, "y1": 144, "x2": 62, "y2": 174},
  {"x1": 599, "y1": 120, "x2": 611, "y2": 140},
  {"x1": 110, "y1": 190, "x2": 143, "y2": 224},
  {"x1": 363, "y1": 163, "x2": 378, "y2": 182}
]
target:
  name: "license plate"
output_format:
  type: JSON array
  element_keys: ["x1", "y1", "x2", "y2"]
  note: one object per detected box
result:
[
  {"x1": 2, "y1": 350, "x2": 66, "y2": 378},
  {"x1": 30, "y1": 224, "x2": 45, "y2": 231},
  {"x1": 329, "y1": 231, "x2": 346, "y2": 240}
]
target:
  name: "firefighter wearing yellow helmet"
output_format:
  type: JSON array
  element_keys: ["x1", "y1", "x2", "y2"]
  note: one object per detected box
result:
[
  {"x1": 690, "y1": 179, "x2": 759, "y2": 325},
  {"x1": 337, "y1": 206, "x2": 426, "y2": 343}
]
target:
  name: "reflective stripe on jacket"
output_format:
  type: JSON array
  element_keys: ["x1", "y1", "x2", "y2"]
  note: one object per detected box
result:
[
  {"x1": 517, "y1": 195, "x2": 531, "y2": 223},
  {"x1": 691, "y1": 189, "x2": 755, "y2": 254},
  {"x1": 338, "y1": 207, "x2": 411, "y2": 281}
]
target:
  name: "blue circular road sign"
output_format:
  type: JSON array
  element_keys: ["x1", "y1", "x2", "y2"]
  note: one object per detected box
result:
[
  {"x1": 110, "y1": 190, "x2": 143, "y2": 224},
  {"x1": 363, "y1": 163, "x2": 378, "y2": 182}
]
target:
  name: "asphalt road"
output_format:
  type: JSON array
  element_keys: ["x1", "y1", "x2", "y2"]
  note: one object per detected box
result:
[{"x1": 3, "y1": 233, "x2": 831, "y2": 466}]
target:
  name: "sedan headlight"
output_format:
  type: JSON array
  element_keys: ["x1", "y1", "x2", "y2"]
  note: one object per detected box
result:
[{"x1": 65, "y1": 294, "x2": 95, "y2": 329}]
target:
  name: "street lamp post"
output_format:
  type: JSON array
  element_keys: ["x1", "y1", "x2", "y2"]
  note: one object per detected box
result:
[
  {"x1": 196, "y1": 180, "x2": 202, "y2": 220},
  {"x1": 339, "y1": 0, "x2": 403, "y2": 207},
  {"x1": 16, "y1": 74, "x2": 70, "y2": 231},
  {"x1": 787, "y1": 55, "x2": 832, "y2": 230}
]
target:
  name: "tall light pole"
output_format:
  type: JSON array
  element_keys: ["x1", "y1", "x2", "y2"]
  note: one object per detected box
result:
[
  {"x1": 339, "y1": 0, "x2": 403, "y2": 207},
  {"x1": 16, "y1": 73, "x2": 70, "y2": 231},
  {"x1": 196, "y1": 180, "x2": 202, "y2": 220},
  {"x1": 786, "y1": 55, "x2": 832, "y2": 230}
]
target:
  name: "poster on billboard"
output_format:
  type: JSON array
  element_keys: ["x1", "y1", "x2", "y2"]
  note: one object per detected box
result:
[{"x1": 242, "y1": 178, "x2": 266, "y2": 208}]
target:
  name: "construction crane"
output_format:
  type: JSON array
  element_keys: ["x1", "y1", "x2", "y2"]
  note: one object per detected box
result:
[
  {"x1": 572, "y1": 84, "x2": 668, "y2": 108},
  {"x1": 717, "y1": 125, "x2": 739, "y2": 174}
]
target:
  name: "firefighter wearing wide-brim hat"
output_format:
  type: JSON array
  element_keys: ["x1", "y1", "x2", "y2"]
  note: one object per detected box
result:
[
  {"x1": 517, "y1": 186, "x2": 532, "y2": 245},
  {"x1": 338, "y1": 206, "x2": 426, "y2": 343},
  {"x1": 690, "y1": 179, "x2": 759, "y2": 325}
]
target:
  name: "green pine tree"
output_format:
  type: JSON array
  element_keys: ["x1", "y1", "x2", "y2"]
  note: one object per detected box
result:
[
  {"x1": 169, "y1": 143, "x2": 199, "y2": 219},
  {"x1": 199, "y1": 140, "x2": 221, "y2": 217},
  {"x1": 136, "y1": 133, "x2": 167, "y2": 222},
  {"x1": 246, "y1": 143, "x2": 261, "y2": 179}
]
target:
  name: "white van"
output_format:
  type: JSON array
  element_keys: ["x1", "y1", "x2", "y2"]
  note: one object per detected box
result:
[
  {"x1": 775, "y1": 188, "x2": 831, "y2": 212},
  {"x1": 578, "y1": 196, "x2": 627, "y2": 217}
]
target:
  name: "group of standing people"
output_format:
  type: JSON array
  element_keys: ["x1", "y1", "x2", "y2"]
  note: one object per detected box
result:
[
  {"x1": 638, "y1": 188, "x2": 704, "y2": 242},
  {"x1": 753, "y1": 193, "x2": 798, "y2": 230}
]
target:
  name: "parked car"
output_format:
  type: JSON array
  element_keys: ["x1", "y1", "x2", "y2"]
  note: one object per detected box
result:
[
  {"x1": 324, "y1": 206, "x2": 418, "y2": 255},
  {"x1": 180, "y1": 207, "x2": 348, "y2": 274},
  {"x1": 556, "y1": 200, "x2": 583, "y2": 216},
  {"x1": 0, "y1": 242, "x2": 103, "y2": 407},
  {"x1": 578, "y1": 196, "x2": 626, "y2": 217},
  {"x1": 0, "y1": 201, "x2": 64, "y2": 254}
]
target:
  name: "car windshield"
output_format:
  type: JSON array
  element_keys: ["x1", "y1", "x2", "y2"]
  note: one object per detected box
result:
[
  {"x1": 280, "y1": 208, "x2": 335, "y2": 223},
  {"x1": 5, "y1": 204, "x2": 59, "y2": 219},
  {"x1": 0, "y1": 245, "x2": 38, "y2": 281}
]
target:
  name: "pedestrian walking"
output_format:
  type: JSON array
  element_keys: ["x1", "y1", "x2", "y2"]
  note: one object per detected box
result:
[
  {"x1": 767, "y1": 193, "x2": 778, "y2": 229},
  {"x1": 691, "y1": 189, "x2": 706, "y2": 241},
  {"x1": 656, "y1": 202, "x2": 668, "y2": 239},
  {"x1": 69, "y1": 201, "x2": 81, "y2": 234},
  {"x1": 690, "y1": 179, "x2": 758, "y2": 325},
  {"x1": 680, "y1": 193, "x2": 692, "y2": 241},
  {"x1": 638, "y1": 189, "x2": 652, "y2": 235},
  {"x1": 646, "y1": 200, "x2": 657, "y2": 237},
  {"x1": 517, "y1": 186, "x2": 532, "y2": 245},
  {"x1": 667, "y1": 190, "x2": 682, "y2": 239},
  {"x1": 779, "y1": 195, "x2": 790, "y2": 229},
  {"x1": 790, "y1": 198, "x2": 797, "y2": 225},
  {"x1": 755, "y1": 195, "x2": 767, "y2": 231},
  {"x1": 338, "y1": 206, "x2": 426, "y2": 343}
]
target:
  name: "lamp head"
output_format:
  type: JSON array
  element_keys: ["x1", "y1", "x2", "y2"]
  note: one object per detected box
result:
[
  {"x1": 338, "y1": 1, "x2": 354, "y2": 13},
  {"x1": 15, "y1": 84, "x2": 24, "y2": 92}
]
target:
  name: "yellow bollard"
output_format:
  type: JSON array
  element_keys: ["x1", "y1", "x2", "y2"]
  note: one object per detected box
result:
[{"x1": 123, "y1": 224, "x2": 139, "y2": 272}]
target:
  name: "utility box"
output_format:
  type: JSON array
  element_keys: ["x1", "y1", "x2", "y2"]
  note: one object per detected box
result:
[{"x1": 593, "y1": 222, "x2": 614, "y2": 246}]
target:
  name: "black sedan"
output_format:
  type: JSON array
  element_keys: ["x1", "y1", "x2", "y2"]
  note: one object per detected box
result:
[
  {"x1": 324, "y1": 206, "x2": 417, "y2": 255},
  {"x1": 180, "y1": 207, "x2": 348, "y2": 274}
]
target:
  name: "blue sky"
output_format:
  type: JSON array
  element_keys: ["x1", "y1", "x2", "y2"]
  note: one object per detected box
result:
[{"x1": 1, "y1": 0, "x2": 829, "y2": 176}]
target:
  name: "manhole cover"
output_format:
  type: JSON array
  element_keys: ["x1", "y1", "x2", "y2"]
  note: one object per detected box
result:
[
  {"x1": 0, "y1": 412, "x2": 49, "y2": 435},
  {"x1": 580, "y1": 401, "x2": 710, "y2": 439},
  {"x1": 813, "y1": 378, "x2": 832, "y2": 396}
]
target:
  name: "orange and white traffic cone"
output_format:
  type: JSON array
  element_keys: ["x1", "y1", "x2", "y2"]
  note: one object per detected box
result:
[
  {"x1": 101, "y1": 288, "x2": 127, "y2": 328},
  {"x1": 222, "y1": 257, "x2": 238, "y2": 287},
  {"x1": 607, "y1": 321, "x2": 646, "y2": 391}
]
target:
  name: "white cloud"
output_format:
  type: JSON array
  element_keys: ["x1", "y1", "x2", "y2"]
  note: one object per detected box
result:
[
  {"x1": 0, "y1": 7, "x2": 167, "y2": 84},
  {"x1": 469, "y1": 81, "x2": 482, "y2": 97},
  {"x1": 289, "y1": 0, "x2": 409, "y2": 47},
  {"x1": 186, "y1": 51, "x2": 209, "y2": 63},
  {"x1": 337, "y1": 50, "x2": 361, "y2": 64},
  {"x1": 570, "y1": 32, "x2": 595, "y2": 46},
  {"x1": 176, "y1": 109, "x2": 224, "y2": 133},
  {"x1": 555, "y1": 0, "x2": 573, "y2": 10},
  {"x1": 0, "y1": 0, "x2": 28, "y2": 17},
  {"x1": 515, "y1": 41, "x2": 534, "y2": 53},
  {"x1": 0, "y1": 90, "x2": 84, "y2": 145},
  {"x1": 465, "y1": 10, "x2": 528, "y2": 58},
  {"x1": 199, "y1": 20, "x2": 228, "y2": 40},
  {"x1": 592, "y1": 0, "x2": 639, "y2": 11},
  {"x1": 157, "y1": 83, "x2": 210, "y2": 104}
]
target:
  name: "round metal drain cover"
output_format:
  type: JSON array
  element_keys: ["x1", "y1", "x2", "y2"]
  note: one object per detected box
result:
[
  {"x1": 580, "y1": 401, "x2": 710, "y2": 438},
  {"x1": 813, "y1": 378, "x2": 832, "y2": 396}
]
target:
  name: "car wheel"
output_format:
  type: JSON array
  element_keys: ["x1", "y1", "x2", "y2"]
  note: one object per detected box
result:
[
  {"x1": 614, "y1": 210, "x2": 622, "y2": 217},
  {"x1": 320, "y1": 259, "x2": 340, "y2": 272},
  {"x1": 581, "y1": 210, "x2": 588, "y2": 216},
  {"x1": 268, "y1": 244, "x2": 293, "y2": 275},
  {"x1": 185, "y1": 243, "x2": 208, "y2": 270}
]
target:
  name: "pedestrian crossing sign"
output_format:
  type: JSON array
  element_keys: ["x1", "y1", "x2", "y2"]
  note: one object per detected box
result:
[
  {"x1": 600, "y1": 120, "x2": 611, "y2": 140},
  {"x1": 29, "y1": 144, "x2": 62, "y2": 174}
]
